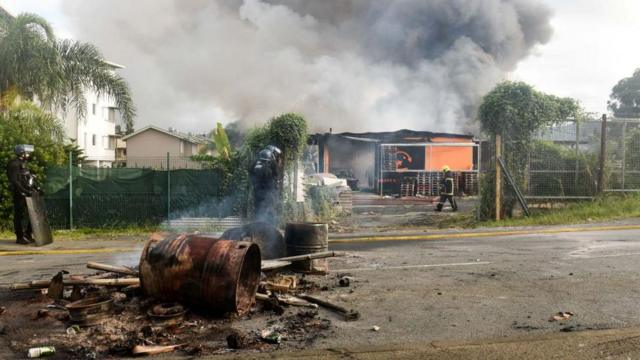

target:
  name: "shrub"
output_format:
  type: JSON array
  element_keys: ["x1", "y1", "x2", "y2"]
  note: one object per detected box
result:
[{"x1": 0, "y1": 102, "x2": 66, "y2": 229}]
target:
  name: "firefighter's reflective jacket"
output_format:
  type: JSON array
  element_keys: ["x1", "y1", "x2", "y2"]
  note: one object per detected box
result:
[{"x1": 441, "y1": 170, "x2": 454, "y2": 196}]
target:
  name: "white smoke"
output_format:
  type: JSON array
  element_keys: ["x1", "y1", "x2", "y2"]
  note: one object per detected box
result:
[{"x1": 62, "y1": 0, "x2": 552, "y2": 133}]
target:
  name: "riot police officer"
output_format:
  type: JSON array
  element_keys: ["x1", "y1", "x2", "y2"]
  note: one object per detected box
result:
[
  {"x1": 250, "y1": 145, "x2": 282, "y2": 224},
  {"x1": 435, "y1": 165, "x2": 458, "y2": 212},
  {"x1": 6, "y1": 144, "x2": 35, "y2": 244}
]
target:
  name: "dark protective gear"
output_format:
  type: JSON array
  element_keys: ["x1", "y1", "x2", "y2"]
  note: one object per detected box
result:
[
  {"x1": 258, "y1": 149, "x2": 274, "y2": 162},
  {"x1": 7, "y1": 156, "x2": 36, "y2": 243},
  {"x1": 258, "y1": 145, "x2": 282, "y2": 163},
  {"x1": 14, "y1": 144, "x2": 34, "y2": 156},
  {"x1": 266, "y1": 145, "x2": 282, "y2": 156},
  {"x1": 251, "y1": 145, "x2": 283, "y2": 225},
  {"x1": 435, "y1": 170, "x2": 458, "y2": 212}
]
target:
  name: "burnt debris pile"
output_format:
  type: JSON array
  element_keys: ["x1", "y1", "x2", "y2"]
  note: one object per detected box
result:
[{"x1": 2, "y1": 224, "x2": 356, "y2": 358}]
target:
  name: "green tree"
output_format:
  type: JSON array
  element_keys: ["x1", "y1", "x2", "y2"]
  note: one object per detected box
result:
[
  {"x1": 63, "y1": 142, "x2": 86, "y2": 166},
  {"x1": 478, "y1": 81, "x2": 580, "y2": 218},
  {"x1": 212, "y1": 122, "x2": 231, "y2": 160},
  {"x1": 608, "y1": 69, "x2": 640, "y2": 118},
  {"x1": 0, "y1": 102, "x2": 67, "y2": 229},
  {"x1": 0, "y1": 13, "x2": 136, "y2": 132},
  {"x1": 266, "y1": 113, "x2": 308, "y2": 165}
]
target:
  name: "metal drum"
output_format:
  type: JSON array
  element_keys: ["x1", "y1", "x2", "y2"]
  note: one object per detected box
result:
[
  {"x1": 284, "y1": 222, "x2": 329, "y2": 273},
  {"x1": 139, "y1": 233, "x2": 261, "y2": 315}
]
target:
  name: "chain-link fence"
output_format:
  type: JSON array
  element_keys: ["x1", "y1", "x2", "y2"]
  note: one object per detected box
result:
[
  {"x1": 485, "y1": 117, "x2": 640, "y2": 200},
  {"x1": 604, "y1": 119, "x2": 640, "y2": 191},
  {"x1": 525, "y1": 120, "x2": 601, "y2": 198}
]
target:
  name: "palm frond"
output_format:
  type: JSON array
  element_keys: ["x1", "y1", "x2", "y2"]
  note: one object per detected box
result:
[
  {"x1": 0, "y1": 13, "x2": 135, "y2": 133},
  {"x1": 55, "y1": 40, "x2": 136, "y2": 131},
  {"x1": 0, "y1": 13, "x2": 61, "y2": 100},
  {"x1": 10, "y1": 13, "x2": 55, "y2": 42}
]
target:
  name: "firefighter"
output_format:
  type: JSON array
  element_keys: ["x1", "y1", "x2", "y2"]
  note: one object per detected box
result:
[
  {"x1": 6, "y1": 144, "x2": 36, "y2": 244},
  {"x1": 435, "y1": 165, "x2": 458, "y2": 212},
  {"x1": 250, "y1": 145, "x2": 283, "y2": 224}
]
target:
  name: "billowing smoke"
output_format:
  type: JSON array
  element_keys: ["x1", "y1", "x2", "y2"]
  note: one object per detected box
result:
[{"x1": 62, "y1": 0, "x2": 552, "y2": 133}]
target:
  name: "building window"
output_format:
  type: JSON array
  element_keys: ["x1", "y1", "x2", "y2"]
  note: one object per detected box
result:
[
  {"x1": 106, "y1": 136, "x2": 116, "y2": 150},
  {"x1": 92, "y1": 134, "x2": 96, "y2": 146},
  {"x1": 107, "y1": 107, "x2": 116, "y2": 122},
  {"x1": 92, "y1": 104, "x2": 96, "y2": 115}
]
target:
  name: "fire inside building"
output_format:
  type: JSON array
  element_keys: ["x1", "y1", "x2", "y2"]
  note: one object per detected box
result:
[{"x1": 310, "y1": 130, "x2": 479, "y2": 197}]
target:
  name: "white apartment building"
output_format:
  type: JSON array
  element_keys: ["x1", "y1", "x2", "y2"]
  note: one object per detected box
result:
[{"x1": 60, "y1": 61, "x2": 125, "y2": 167}]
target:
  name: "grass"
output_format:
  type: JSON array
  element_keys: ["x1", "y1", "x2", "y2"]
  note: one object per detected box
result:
[
  {"x1": 0, "y1": 225, "x2": 160, "y2": 241},
  {"x1": 483, "y1": 193, "x2": 640, "y2": 228},
  {"x1": 433, "y1": 193, "x2": 640, "y2": 230}
]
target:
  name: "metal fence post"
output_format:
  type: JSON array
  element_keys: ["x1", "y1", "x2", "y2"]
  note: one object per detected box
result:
[
  {"x1": 495, "y1": 134, "x2": 502, "y2": 221},
  {"x1": 167, "y1": 152, "x2": 171, "y2": 226},
  {"x1": 574, "y1": 120, "x2": 580, "y2": 190},
  {"x1": 69, "y1": 150, "x2": 73, "y2": 229},
  {"x1": 598, "y1": 114, "x2": 607, "y2": 193},
  {"x1": 622, "y1": 120, "x2": 627, "y2": 190}
]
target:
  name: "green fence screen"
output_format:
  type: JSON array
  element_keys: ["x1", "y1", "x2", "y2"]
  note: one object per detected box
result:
[{"x1": 43, "y1": 166, "x2": 237, "y2": 228}]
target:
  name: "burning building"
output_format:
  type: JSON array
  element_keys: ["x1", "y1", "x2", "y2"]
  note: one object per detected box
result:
[{"x1": 310, "y1": 130, "x2": 478, "y2": 196}]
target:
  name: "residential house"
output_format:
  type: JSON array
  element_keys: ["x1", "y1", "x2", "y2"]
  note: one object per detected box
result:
[{"x1": 122, "y1": 125, "x2": 212, "y2": 169}]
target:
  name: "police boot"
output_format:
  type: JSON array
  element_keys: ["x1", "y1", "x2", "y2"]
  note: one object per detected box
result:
[
  {"x1": 435, "y1": 203, "x2": 443, "y2": 212},
  {"x1": 16, "y1": 237, "x2": 30, "y2": 245}
]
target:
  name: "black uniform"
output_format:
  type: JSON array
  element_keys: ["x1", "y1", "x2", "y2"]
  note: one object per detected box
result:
[
  {"x1": 6, "y1": 158, "x2": 34, "y2": 243},
  {"x1": 250, "y1": 148, "x2": 281, "y2": 225},
  {"x1": 436, "y1": 170, "x2": 458, "y2": 212}
]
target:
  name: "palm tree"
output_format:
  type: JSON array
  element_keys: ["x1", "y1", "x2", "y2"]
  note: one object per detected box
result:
[{"x1": 0, "y1": 12, "x2": 136, "y2": 132}]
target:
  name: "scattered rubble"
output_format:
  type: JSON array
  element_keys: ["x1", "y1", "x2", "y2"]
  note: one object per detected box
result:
[
  {"x1": 549, "y1": 312, "x2": 574, "y2": 322},
  {"x1": 338, "y1": 276, "x2": 353, "y2": 287},
  {"x1": 1, "y1": 232, "x2": 354, "y2": 358},
  {"x1": 299, "y1": 294, "x2": 360, "y2": 321}
]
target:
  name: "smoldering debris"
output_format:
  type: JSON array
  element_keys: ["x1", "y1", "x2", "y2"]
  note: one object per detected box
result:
[{"x1": 0, "y1": 234, "x2": 353, "y2": 359}]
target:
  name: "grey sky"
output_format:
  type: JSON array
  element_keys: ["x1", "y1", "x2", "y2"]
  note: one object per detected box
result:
[{"x1": 2, "y1": 0, "x2": 639, "y2": 131}]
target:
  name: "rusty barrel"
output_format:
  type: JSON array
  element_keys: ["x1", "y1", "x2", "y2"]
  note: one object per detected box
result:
[
  {"x1": 284, "y1": 222, "x2": 329, "y2": 273},
  {"x1": 139, "y1": 233, "x2": 261, "y2": 315}
]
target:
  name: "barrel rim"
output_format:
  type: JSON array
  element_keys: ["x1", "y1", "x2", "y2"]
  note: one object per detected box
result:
[{"x1": 232, "y1": 241, "x2": 261, "y2": 314}]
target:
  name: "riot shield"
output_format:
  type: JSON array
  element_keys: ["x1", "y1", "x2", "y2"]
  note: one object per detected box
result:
[{"x1": 25, "y1": 191, "x2": 53, "y2": 246}]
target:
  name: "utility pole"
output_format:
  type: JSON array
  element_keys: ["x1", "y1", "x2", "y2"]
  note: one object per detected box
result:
[
  {"x1": 495, "y1": 134, "x2": 502, "y2": 221},
  {"x1": 598, "y1": 114, "x2": 607, "y2": 193}
]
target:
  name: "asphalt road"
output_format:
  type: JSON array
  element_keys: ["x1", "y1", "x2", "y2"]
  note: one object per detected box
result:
[{"x1": 3, "y1": 227, "x2": 640, "y2": 358}]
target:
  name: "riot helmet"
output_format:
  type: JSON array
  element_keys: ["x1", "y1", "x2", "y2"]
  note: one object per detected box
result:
[
  {"x1": 14, "y1": 144, "x2": 34, "y2": 159},
  {"x1": 258, "y1": 148, "x2": 274, "y2": 162}
]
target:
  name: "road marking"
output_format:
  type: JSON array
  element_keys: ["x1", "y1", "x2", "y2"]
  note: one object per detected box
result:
[
  {"x1": 330, "y1": 224, "x2": 640, "y2": 243},
  {"x1": 569, "y1": 252, "x2": 640, "y2": 259},
  {"x1": 0, "y1": 248, "x2": 137, "y2": 256},
  {"x1": 330, "y1": 261, "x2": 492, "y2": 272}
]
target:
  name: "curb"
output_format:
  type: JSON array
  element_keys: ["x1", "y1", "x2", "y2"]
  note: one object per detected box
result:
[
  {"x1": 0, "y1": 247, "x2": 138, "y2": 256},
  {"x1": 329, "y1": 224, "x2": 640, "y2": 243}
]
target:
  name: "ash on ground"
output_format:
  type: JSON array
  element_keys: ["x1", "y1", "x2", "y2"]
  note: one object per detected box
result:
[{"x1": 0, "y1": 271, "x2": 344, "y2": 359}]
